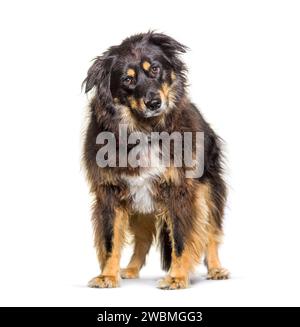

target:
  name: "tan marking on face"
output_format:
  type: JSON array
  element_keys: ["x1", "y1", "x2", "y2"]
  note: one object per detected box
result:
[
  {"x1": 142, "y1": 61, "x2": 151, "y2": 71},
  {"x1": 158, "y1": 90, "x2": 165, "y2": 102},
  {"x1": 113, "y1": 97, "x2": 120, "y2": 104},
  {"x1": 127, "y1": 68, "x2": 135, "y2": 77},
  {"x1": 168, "y1": 87, "x2": 177, "y2": 108},
  {"x1": 171, "y1": 71, "x2": 176, "y2": 81},
  {"x1": 128, "y1": 96, "x2": 138, "y2": 109},
  {"x1": 138, "y1": 98, "x2": 146, "y2": 110},
  {"x1": 159, "y1": 82, "x2": 171, "y2": 103},
  {"x1": 161, "y1": 83, "x2": 170, "y2": 97}
]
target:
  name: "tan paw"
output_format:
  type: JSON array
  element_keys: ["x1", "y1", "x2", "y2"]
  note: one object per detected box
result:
[
  {"x1": 157, "y1": 276, "x2": 189, "y2": 290},
  {"x1": 120, "y1": 267, "x2": 139, "y2": 279},
  {"x1": 88, "y1": 275, "x2": 119, "y2": 288},
  {"x1": 207, "y1": 268, "x2": 230, "y2": 280}
]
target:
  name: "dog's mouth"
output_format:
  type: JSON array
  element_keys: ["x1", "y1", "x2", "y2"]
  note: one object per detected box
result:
[
  {"x1": 143, "y1": 102, "x2": 167, "y2": 118},
  {"x1": 125, "y1": 96, "x2": 168, "y2": 118}
]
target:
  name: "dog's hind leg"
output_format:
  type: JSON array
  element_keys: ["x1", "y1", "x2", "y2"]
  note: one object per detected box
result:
[
  {"x1": 203, "y1": 180, "x2": 230, "y2": 280},
  {"x1": 121, "y1": 213, "x2": 155, "y2": 279},
  {"x1": 205, "y1": 236, "x2": 229, "y2": 280}
]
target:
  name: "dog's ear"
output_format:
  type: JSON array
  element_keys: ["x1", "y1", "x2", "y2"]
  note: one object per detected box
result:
[
  {"x1": 149, "y1": 33, "x2": 187, "y2": 56},
  {"x1": 149, "y1": 33, "x2": 188, "y2": 72},
  {"x1": 82, "y1": 53, "x2": 115, "y2": 105}
]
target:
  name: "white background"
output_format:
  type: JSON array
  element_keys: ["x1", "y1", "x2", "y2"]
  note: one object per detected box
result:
[{"x1": 0, "y1": 0, "x2": 300, "y2": 307}]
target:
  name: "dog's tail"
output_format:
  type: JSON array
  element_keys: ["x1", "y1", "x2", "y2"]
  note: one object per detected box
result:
[{"x1": 158, "y1": 220, "x2": 172, "y2": 271}]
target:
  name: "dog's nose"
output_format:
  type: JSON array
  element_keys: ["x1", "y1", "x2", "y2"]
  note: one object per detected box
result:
[{"x1": 145, "y1": 98, "x2": 161, "y2": 111}]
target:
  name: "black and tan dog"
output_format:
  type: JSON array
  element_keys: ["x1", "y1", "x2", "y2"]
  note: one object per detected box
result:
[{"x1": 83, "y1": 32, "x2": 229, "y2": 289}]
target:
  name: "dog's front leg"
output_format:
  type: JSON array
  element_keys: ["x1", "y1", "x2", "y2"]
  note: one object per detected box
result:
[
  {"x1": 88, "y1": 188, "x2": 128, "y2": 288},
  {"x1": 158, "y1": 183, "x2": 208, "y2": 290},
  {"x1": 157, "y1": 215, "x2": 192, "y2": 290},
  {"x1": 158, "y1": 247, "x2": 191, "y2": 290},
  {"x1": 157, "y1": 188, "x2": 194, "y2": 290}
]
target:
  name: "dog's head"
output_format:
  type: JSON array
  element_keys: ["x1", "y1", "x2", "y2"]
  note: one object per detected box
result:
[{"x1": 83, "y1": 32, "x2": 187, "y2": 119}]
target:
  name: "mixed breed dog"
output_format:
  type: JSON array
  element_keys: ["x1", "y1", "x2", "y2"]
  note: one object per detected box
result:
[{"x1": 83, "y1": 32, "x2": 229, "y2": 289}]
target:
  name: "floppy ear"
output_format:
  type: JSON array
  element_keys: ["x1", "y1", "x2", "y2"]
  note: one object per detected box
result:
[
  {"x1": 82, "y1": 53, "x2": 115, "y2": 105},
  {"x1": 149, "y1": 33, "x2": 188, "y2": 71},
  {"x1": 149, "y1": 33, "x2": 187, "y2": 55}
]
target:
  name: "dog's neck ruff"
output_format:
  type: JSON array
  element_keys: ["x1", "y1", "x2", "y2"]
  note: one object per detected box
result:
[{"x1": 121, "y1": 138, "x2": 165, "y2": 214}]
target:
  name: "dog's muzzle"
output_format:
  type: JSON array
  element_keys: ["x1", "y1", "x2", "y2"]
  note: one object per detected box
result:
[{"x1": 144, "y1": 97, "x2": 162, "y2": 111}]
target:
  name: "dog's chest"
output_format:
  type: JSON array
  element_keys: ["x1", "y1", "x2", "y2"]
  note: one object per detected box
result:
[{"x1": 122, "y1": 142, "x2": 165, "y2": 214}]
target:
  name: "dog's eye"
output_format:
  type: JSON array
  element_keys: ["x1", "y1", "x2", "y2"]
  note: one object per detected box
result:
[
  {"x1": 151, "y1": 66, "x2": 160, "y2": 74},
  {"x1": 123, "y1": 76, "x2": 134, "y2": 85}
]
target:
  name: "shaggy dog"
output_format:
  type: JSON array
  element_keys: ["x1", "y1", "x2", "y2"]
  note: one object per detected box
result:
[{"x1": 83, "y1": 32, "x2": 229, "y2": 289}]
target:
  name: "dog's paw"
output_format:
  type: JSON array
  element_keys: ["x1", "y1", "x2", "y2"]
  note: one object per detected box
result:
[
  {"x1": 120, "y1": 267, "x2": 139, "y2": 279},
  {"x1": 88, "y1": 275, "x2": 119, "y2": 288},
  {"x1": 207, "y1": 268, "x2": 230, "y2": 280},
  {"x1": 157, "y1": 276, "x2": 189, "y2": 290}
]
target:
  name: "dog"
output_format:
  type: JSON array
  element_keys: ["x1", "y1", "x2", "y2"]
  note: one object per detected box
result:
[{"x1": 82, "y1": 32, "x2": 229, "y2": 289}]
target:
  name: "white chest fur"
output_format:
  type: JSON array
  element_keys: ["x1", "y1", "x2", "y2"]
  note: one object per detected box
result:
[{"x1": 122, "y1": 141, "x2": 165, "y2": 214}]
